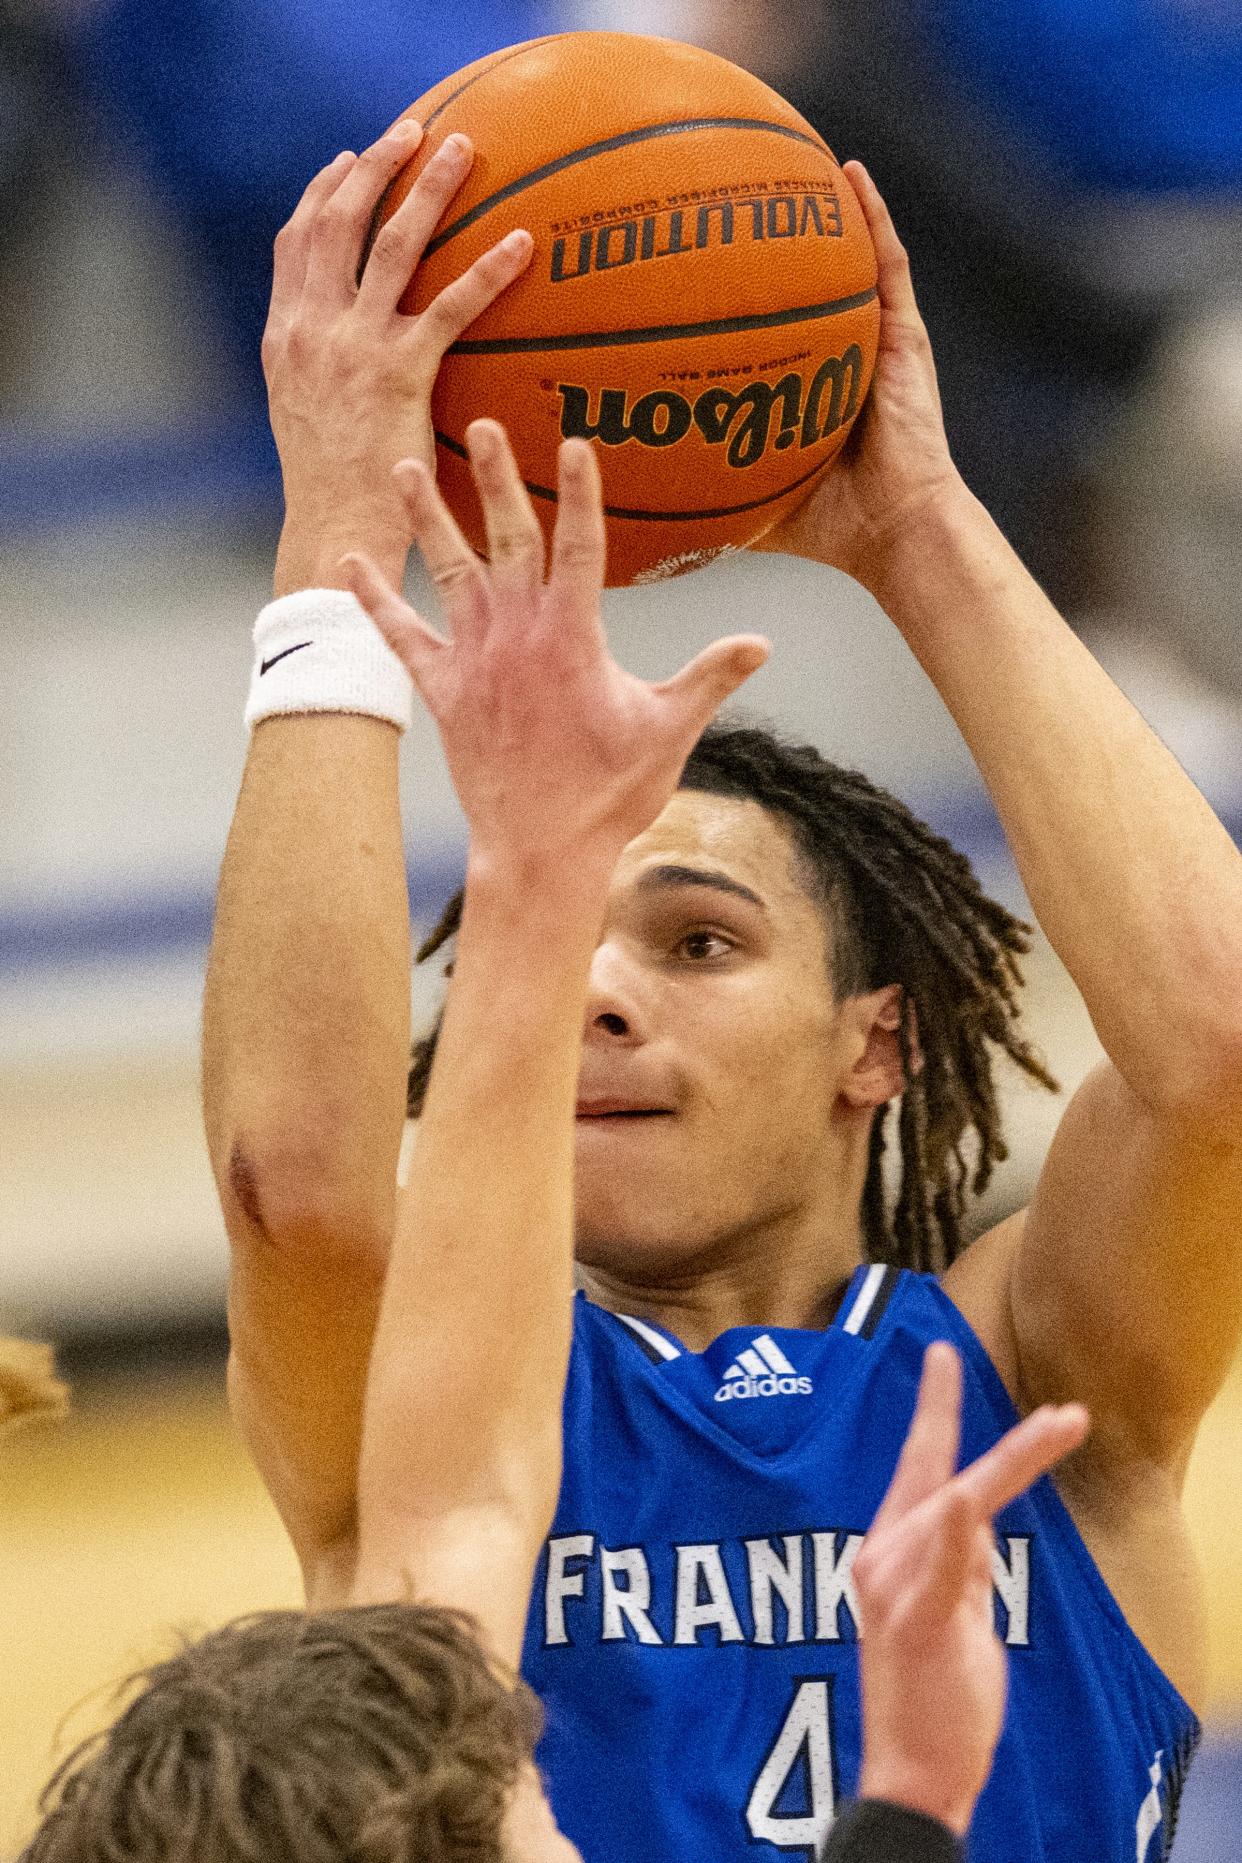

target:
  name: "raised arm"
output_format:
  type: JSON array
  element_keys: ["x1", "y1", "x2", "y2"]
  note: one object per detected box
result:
[
  {"x1": 339, "y1": 428, "x2": 767, "y2": 1665},
  {"x1": 760, "y1": 165, "x2": 1242, "y2": 1476},
  {"x1": 202, "y1": 122, "x2": 533, "y2": 1594}
]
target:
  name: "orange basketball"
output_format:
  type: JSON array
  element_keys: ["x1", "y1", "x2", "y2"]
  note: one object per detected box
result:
[{"x1": 376, "y1": 33, "x2": 879, "y2": 586}]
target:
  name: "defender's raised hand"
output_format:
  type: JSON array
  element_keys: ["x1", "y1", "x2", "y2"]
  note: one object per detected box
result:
[
  {"x1": 343, "y1": 421, "x2": 769, "y2": 867},
  {"x1": 263, "y1": 122, "x2": 533, "y2": 597},
  {"x1": 853, "y1": 1345, "x2": 1088, "y2": 1837},
  {"x1": 754, "y1": 161, "x2": 963, "y2": 590}
]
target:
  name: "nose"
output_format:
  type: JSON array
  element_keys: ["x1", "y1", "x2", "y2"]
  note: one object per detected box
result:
[{"x1": 583, "y1": 940, "x2": 645, "y2": 1047}]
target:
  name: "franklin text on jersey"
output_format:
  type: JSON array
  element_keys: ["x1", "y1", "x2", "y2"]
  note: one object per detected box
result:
[{"x1": 519, "y1": 1275, "x2": 1199, "y2": 1862}]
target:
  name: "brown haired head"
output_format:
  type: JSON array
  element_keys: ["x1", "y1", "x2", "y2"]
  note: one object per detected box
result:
[
  {"x1": 409, "y1": 719, "x2": 1057, "y2": 1272},
  {"x1": 22, "y1": 1604, "x2": 541, "y2": 1863}
]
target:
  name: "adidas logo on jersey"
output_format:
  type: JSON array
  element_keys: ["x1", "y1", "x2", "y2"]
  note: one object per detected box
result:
[{"x1": 714, "y1": 1334, "x2": 812, "y2": 1402}]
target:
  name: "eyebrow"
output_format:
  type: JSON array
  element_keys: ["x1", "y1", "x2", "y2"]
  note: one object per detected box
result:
[{"x1": 635, "y1": 864, "x2": 768, "y2": 913}]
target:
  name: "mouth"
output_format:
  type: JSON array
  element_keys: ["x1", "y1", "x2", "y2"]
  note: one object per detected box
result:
[{"x1": 574, "y1": 1102, "x2": 674, "y2": 1121}]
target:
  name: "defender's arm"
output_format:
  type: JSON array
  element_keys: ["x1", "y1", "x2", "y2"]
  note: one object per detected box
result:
[
  {"x1": 342, "y1": 430, "x2": 766, "y2": 1665},
  {"x1": 344, "y1": 854, "x2": 605, "y2": 1657}
]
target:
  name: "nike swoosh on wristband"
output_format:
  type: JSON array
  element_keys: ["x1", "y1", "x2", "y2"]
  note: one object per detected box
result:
[{"x1": 259, "y1": 641, "x2": 313, "y2": 675}]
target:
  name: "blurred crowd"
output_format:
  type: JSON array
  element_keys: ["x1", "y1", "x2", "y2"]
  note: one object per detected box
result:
[{"x1": 2, "y1": 0, "x2": 1240, "y2": 690}]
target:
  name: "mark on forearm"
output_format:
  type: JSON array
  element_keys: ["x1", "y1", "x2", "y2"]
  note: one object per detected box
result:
[{"x1": 229, "y1": 1139, "x2": 270, "y2": 1241}]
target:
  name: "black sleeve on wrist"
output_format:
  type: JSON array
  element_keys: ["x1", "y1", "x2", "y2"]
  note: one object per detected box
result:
[{"x1": 819, "y1": 1797, "x2": 966, "y2": 1863}]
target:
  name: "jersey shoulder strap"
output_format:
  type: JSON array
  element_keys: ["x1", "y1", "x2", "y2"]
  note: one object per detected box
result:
[
  {"x1": 612, "y1": 1310, "x2": 683, "y2": 1363},
  {"x1": 829, "y1": 1262, "x2": 905, "y2": 1340},
  {"x1": 572, "y1": 1291, "x2": 684, "y2": 1367}
]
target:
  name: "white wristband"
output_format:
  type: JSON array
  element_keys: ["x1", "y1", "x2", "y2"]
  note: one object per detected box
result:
[{"x1": 244, "y1": 589, "x2": 413, "y2": 732}]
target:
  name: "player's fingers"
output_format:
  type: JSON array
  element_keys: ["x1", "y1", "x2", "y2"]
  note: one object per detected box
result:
[
  {"x1": 955, "y1": 1403, "x2": 1090, "y2": 1522},
  {"x1": 357, "y1": 132, "x2": 478, "y2": 313},
  {"x1": 266, "y1": 149, "x2": 357, "y2": 333},
  {"x1": 412, "y1": 228, "x2": 534, "y2": 363},
  {"x1": 842, "y1": 159, "x2": 924, "y2": 335},
  {"x1": 548, "y1": 438, "x2": 607, "y2": 610},
  {"x1": 302, "y1": 119, "x2": 424, "y2": 312},
  {"x1": 338, "y1": 551, "x2": 447, "y2": 699},
  {"x1": 869, "y1": 1342, "x2": 962, "y2": 1533},
  {"x1": 907, "y1": 1485, "x2": 981, "y2": 1627},
  {"x1": 465, "y1": 419, "x2": 545, "y2": 596},
  {"x1": 391, "y1": 458, "x2": 490, "y2": 629},
  {"x1": 656, "y1": 633, "x2": 770, "y2": 739}
]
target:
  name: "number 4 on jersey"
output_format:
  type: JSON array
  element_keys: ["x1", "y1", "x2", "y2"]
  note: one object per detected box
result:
[{"x1": 746, "y1": 1678, "x2": 838, "y2": 1857}]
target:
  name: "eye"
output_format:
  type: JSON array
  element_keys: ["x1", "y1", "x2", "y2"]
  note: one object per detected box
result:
[{"x1": 676, "y1": 928, "x2": 734, "y2": 962}]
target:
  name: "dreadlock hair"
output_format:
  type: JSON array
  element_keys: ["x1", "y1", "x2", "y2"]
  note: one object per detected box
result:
[
  {"x1": 22, "y1": 1605, "x2": 541, "y2": 1863},
  {"x1": 408, "y1": 719, "x2": 1057, "y2": 1272}
]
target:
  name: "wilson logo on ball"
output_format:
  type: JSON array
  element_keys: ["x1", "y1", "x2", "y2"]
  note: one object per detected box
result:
[
  {"x1": 550, "y1": 193, "x2": 844, "y2": 283},
  {"x1": 557, "y1": 346, "x2": 864, "y2": 467}
]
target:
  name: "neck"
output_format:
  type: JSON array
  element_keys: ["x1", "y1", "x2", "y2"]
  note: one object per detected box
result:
[{"x1": 577, "y1": 1142, "x2": 871, "y2": 1352}]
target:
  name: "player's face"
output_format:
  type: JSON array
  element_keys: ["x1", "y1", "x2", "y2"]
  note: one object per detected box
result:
[
  {"x1": 502, "y1": 1765, "x2": 584, "y2": 1862},
  {"x1": 573, "y1": 789, "x2": 860, "y2": 1274}
]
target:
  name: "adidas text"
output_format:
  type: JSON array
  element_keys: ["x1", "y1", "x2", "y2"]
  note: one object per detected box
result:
[{"x1": 715, "y1": 1373, "x2": 813, "y2": 1402}]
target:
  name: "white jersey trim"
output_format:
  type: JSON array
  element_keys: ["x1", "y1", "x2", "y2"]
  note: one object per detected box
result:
[
  {"x1": 617, "y1": 1313, "x2": 682, "y2": 1361},
  {"x1": 840, "y1": 1262, "x2": 887, "y2": 1336}
]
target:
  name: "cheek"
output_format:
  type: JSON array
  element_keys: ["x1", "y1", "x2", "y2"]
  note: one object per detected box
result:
[
  {"x1": 721, "y1": 978, "x2": 833, "y2": 1084},
  {"x1": 699, "y1": 992, "x2": 838, "y2": 1146}
]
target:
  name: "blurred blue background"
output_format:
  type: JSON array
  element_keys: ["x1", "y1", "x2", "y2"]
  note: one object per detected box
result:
[{"x1": 1, "y1": 2, "x2": 1239, "y2": 1853}]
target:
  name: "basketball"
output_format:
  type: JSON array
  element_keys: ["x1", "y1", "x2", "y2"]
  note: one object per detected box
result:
[{"x1": 372, "y1": 33, "x2": 879, "y2": 586}]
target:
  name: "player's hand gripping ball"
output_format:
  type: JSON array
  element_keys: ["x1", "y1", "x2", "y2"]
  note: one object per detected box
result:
[{"x1": 366, "y1": 32, "x2": 878, "y2": 586}]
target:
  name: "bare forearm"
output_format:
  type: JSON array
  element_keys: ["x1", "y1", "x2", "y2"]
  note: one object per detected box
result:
[
  {"x1": 868, "y1": 486, "x2": 1242, "y2": 1114},
  {"x1": 342, "y1": 407, "x2": 763, "y2": 1639},
  {"x1": 357, "y1": 850, "x2": 610, "y2": 1556},
  {"x1": 203, "y1": 714, "x2": 411, "y2": 1241}
]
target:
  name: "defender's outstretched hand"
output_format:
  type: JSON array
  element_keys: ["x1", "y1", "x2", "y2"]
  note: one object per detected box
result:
[
  {"x1": 343, "y1": 421, "x2": 768, "y2": 866},
  {"x1": 264, "y1": 122, "x2": 533, "y2": 596},
  {"x1": 754, "y1": 161, "x2": 963, "y2": 590},
  {"x1": 853, "y1": 1344, "x2": 1089, "y2": 1838}
]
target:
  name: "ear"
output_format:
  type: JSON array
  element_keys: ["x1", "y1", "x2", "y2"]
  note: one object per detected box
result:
[{"x1": 839, "y1": 984, "x2": 923, "y2": 1110}]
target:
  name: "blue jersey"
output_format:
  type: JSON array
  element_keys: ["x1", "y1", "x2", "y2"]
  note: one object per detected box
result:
[{"x1": 521, "y1": 1267, "x2": 1199, "y2": 1862}]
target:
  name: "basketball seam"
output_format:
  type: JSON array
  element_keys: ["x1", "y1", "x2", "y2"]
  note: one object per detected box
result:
[
  {"x1": 433, "y1": 431, "x2": 839, "y2": 521},
  {"x1": 422, "y1": 35, "x2": 571, "y2": 131},
  {"x1": 360, "y1": 36, "x2": 571, "y2": 280},
  {"x1": 448, "y1": 287, "x2": 878, "y2": 354},
  {"x1": 424, "y1": 118, "x2": 833, "y2": 259}
]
